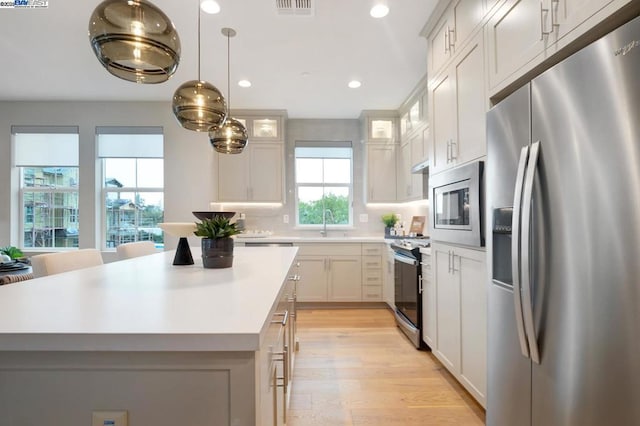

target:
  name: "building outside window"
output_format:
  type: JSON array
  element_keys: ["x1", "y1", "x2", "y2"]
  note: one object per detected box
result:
[
  {"x1": 97, "y1": 127, "x2": 164, "y2": 249},
  {"x1": 295, "y1": 142, "x2": 353, "y2": 227},
  {"x1": 14, "y1": 127, "x2": 80, "y2": 249}
]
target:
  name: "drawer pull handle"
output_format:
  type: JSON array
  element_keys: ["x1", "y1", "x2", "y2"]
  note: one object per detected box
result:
[{"x1": 271, "y1": 310, "x2": 289, "y2": 326}]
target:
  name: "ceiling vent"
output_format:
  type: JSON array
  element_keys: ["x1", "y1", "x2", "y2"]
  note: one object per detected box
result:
[{"x1": 276, "y1": 0, "x2": 314, "y2": 16}]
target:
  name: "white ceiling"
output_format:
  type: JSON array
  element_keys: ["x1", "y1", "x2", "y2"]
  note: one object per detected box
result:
[{"x1": 0, "y1": 0, "x2": 437, "y2": 118}]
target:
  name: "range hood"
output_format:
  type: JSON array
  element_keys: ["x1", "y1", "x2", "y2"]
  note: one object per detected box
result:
[
  {"x1": 410, "y1": 158, "x2": 430, "y2": 200},
  {"x1": 411, "y1": 158, "x2": 429, "y2": 174}
]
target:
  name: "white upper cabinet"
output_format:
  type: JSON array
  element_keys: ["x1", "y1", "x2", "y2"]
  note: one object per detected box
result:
[
  {"x1": 366, "y1": 144, "x2": 397, "y2": 203},
  {"x1": 426, "y1": 0, "x2": 486, "y2": 78},
  {"x1": 486, "y1": 0, "x2": 553, "y2": 91},
  {"x1": 427, "y1": 11, "x2": 454, "y2": 81},
  {"x1": 217, "y1": 111, "x2": 285, "y2": 203},
  {"x1": 217, "y1": 142, "x2": 284, "y2": 202},
  {"x1": 367, "y1": 117, "x2": 396, "y2": 143},
  {"x1": 234, "y1": 114, "x2": 284, "y2": 142},
  {"x1": 361, "y1": 111, "x2": 399, "y2": 203},
  {"x1": 429, "y1": 31, "x2": 487, "y2": 174},
  {"x1": 486, "y1": 0, "x2": 625, "y2": 94}
]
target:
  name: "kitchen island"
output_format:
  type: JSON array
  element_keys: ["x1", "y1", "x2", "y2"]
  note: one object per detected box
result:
[{"x1": 0, "y1": 246, "x2": 298, "y2": 426}]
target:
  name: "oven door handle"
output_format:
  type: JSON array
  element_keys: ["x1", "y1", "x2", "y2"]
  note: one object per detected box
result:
[{"x1": 393, "y1": 253, "x2": 418, "y2": 266}]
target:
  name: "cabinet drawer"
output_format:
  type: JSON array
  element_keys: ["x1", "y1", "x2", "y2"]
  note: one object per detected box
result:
[
  {"x1": 295, "y1": 243, "x2": 361, "y2": 256},
  {"x1": 361, "y1": 244, "x2": 383, "y2": 256},
  {"x1": 362, "y1": 255, "x2": 382, "y2": 269},
  {"x1": 363, "y1": 270, "x2": 382, "y2": 286},
  {"x1": 362, "y1": 285, "x2": 383, "y2": 301}
]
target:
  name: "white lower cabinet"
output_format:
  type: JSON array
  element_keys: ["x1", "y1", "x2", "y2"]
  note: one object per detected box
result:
[
  {"x1": 295, "y1": 244, "x2": 363, "y2": 302},
  {"x1": 431, "y1": 241, "x2": 487, "y2": 407},
  {"x1": 383, "y1": 245, "x2": 395, "y2": 309},
  {"x1": 259, "y1": 275, "x2": 295, "y2": 426},
  {"x1": 361, "y1": 244, "x2": 383, "y2": 302},
  {"x1": 328, "y1": 256, "x2": 362, "y2": 301},
  {"x1": 296, "y1": 256, "x2": 327, "y2": 302},
  {"x1": 421, "y1": 252, "x2": 436, "y2": 349}
]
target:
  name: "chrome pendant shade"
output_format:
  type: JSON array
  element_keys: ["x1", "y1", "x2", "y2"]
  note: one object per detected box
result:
[
  {"x1": 209, "y1": 27, "x2": 248, "y2": 154},
  {"x1": 171, "y1": 1, "x2": 227, "y2": 132},
  {"x1": 88, "y1": 0, "x2": 181, "y2": 84},
  {"x1": 209, "y1": 117, "x2": 249, "y2": 154},
  {"x1": 172, "y1": 80, "x2": 227, "y2": 132}
]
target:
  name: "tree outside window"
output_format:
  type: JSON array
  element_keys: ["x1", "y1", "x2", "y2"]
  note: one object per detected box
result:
[{"x1": 295, "y1": 145, "x2": 353, "y2": 227}]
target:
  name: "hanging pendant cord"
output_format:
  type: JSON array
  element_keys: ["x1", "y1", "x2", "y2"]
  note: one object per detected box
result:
[
  {"x1": 197, "y1": 3, "x2": 201, "y2": 81},
  {"x1": 227, "y1": 31, "x2": 231, "y2": 109}
]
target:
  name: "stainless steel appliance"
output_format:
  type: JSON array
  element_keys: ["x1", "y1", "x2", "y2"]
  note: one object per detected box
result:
[
  {"x1": 430, "y1": 161, "x2": 483, "y2": 246},
  {"x1": 392, "y1": 238, "x2": 430, "y2": 349},
  {"x1": 487, "y1": 15, "x2": 640, "y2": 426}
]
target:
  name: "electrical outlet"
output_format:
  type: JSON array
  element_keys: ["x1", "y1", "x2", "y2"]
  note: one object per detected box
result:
[
  {"x1": 283, "y1": 214, "x2": 289, "y2": 224},
  {"x1": 92, "y1": 411, "x2": 128, "y2": 426},
  {"x1": 359, "y1": 213, "x2": 368, "y2": 223}
]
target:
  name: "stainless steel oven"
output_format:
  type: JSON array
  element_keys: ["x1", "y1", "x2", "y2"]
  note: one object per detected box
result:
[
  {"x1": 430, "y1": 161, "x2": 484, "y2": 247},
  {"x1": 392, "y1": 241, "x2": 428, "y2": 349}
]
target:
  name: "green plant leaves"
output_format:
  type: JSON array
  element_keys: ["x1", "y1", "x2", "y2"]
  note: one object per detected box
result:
[
  {"x1": 0, "y1": 246, "x2": 24, "y2": 259},
  {"x1": 194, "y1": 216, "x2": 240, "y2": 239}
]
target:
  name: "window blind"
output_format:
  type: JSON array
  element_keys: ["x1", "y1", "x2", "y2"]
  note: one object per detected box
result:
[
  {"x1": 13, "y1": 126, "x2": 79, "y2": 167},
  {"x1": 97, "y1": 126, "x2": 163, "y2": 158}
]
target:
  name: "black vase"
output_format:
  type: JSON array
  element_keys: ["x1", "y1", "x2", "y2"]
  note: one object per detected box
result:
[{"x1": 201, "y1": 237, "x2": 234, "y2": 268}]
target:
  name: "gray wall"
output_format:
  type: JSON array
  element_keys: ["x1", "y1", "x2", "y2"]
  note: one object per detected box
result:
[
  {"x1": 0, "y1": 101, "x2": 213, "y2": 260},
  {"x1": 0, "y1": 102, "x2": 428, "y2": 257}
]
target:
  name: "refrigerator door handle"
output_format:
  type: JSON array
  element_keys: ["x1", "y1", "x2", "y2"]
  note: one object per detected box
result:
[
  {"x1": 512, "y1": 145, "x2": 531, "y2": 359},
  {"x1": 521, "y1": 140, "x2": 541, "y2": 364}
]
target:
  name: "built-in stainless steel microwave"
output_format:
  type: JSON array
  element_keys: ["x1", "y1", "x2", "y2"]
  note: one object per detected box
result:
[{"x1": 429, "y1": 161, "x2": 484, "y2": 247}]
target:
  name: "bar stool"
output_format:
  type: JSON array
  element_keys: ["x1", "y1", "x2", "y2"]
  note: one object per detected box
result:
[
  {"x1": 116, "y1": 241, "x2": 157, "y2": 260},
  {"x1": 31, "y1": 248, "x2": 104, "y2": 278}
]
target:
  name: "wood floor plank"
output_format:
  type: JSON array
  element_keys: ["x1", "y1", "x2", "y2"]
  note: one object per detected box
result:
[{"x1": 288, "y1": 308, "x2": 485, "y2": 426}]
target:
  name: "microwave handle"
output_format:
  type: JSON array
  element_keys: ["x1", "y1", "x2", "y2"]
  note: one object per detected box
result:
[{"x1": 512, "y1": 145, "x2": 530, "y2": 359}]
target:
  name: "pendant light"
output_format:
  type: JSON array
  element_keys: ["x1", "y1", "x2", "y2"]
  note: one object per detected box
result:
[
  {"x1": 88, "y1": 0, "x2": 181, "y2": 84},
  {"x1": 171, "y1": 2, "x2": 227, "y2": 132},
  {"x1": 209, "y1": 28, "x2": 248, "y2": 154}
]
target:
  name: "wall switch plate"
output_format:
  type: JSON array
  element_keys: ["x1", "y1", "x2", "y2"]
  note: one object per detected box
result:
[
  {"x1": 359, "y1": 214, "x2": 368, "y2": 223},
  {"x1": 283, "y1": 214, "x2": 289, "y2": 224},
  {"x1": 92, "y1": 411, "x2": 128, "y2": 426}
]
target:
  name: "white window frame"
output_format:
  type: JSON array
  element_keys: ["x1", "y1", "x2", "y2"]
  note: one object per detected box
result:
[
  {"x1": 97, "y1": 127, "x2": 164, "y2": 250},
  {"x1": 13, "y1": 126, "x2": 80, "y2": 250},
  {"x1": 294, "y1": 142, "x2": 354, "y2": 228}
]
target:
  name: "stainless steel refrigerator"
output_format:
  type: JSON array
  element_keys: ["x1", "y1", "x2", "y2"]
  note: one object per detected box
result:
[{"x1": 486, "y1": 15, "x2": 640, "y2": 426}]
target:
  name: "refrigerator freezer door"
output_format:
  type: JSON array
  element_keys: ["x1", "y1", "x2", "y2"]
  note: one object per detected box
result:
[
  {"x1": 486, "y1": 84, "x2": 533, "y2": 426},
  {"x1": 530, "y1": 15, "x2": 640, "y2": 426}
]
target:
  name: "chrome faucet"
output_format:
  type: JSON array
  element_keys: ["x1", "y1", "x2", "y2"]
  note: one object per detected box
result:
[{"x1": 320, "y1": 209, "x2": 334, "y2": 237}]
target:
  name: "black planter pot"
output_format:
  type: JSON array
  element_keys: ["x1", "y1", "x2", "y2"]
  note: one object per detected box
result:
[{"x1": 201, "y1": 237, "x2": 234, "y2": 268}]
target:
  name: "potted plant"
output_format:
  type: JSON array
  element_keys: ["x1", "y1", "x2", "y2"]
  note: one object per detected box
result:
[
  {"x1": 194, "y1": 216, "x2": 240, "y2": 268},
  {"x1": 0, "y1": 246, "x2": 25, "y2": 263},
  {"x1": 381, "y1": 213, "x2": 398, "y2": 237}
]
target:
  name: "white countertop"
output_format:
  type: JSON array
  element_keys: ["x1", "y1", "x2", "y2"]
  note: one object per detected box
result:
[
  {"x1": 0, "y1": 247, "x2": 298, "y2": 352},
  {"x1": 235, "y1": 235, "x2": 387, "y2": 244}
]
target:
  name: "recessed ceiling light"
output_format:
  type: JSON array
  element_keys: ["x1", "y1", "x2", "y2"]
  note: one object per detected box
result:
[
  {"x1": 370, "y1": 4, "x2": 389, "y2": 18},
  {"x1": 348, "y1": 80, "x2": 362, "y2": 89},
  {"x1": 200, "y1": 0, "x2": 220, "y2": 14},
  {"x1": 238, "y1": 80, "x2": 252, "y2": 88}
]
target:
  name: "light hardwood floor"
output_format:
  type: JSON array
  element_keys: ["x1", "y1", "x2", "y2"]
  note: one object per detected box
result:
[{"x1": 288, "y1": 308, "x2": 485, "y2": 426}]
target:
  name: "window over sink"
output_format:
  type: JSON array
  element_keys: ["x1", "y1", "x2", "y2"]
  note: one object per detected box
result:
[{"x1": 294, "y1": 142, "x2": 353, "y2": 228}]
